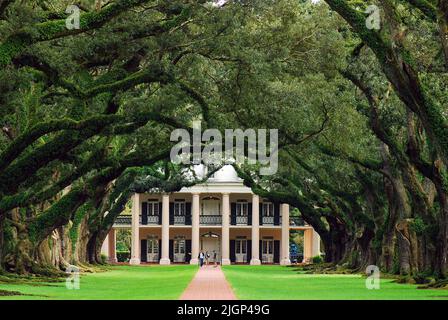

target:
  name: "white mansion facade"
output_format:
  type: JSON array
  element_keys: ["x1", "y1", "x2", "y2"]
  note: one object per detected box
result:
[{"x1": 102, "y1": 165, "x2": 321, "y2": 265}]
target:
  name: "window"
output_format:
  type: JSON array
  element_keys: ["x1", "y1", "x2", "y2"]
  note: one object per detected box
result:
[
  {"x1": 147, "y1": 236, "x2": 159, "y2": 254},
  {"x1": 236, "y1": 201, "x2": 248, "y2": 216},
  {"x1": 235, "y1": 238, "x2": 247, "y2": 254},
  {"x1": 174, "y1": 236, "x2": 186, "y2": 254},
  {"x1": 174, "y1": 200, "x2": 186, "y2": 216},
  {"x1": 148, "y1": 201, "x2": 159, "y2": 216},
  {"x1": 262, "y1": 202, "x2": 274, "y2": 217},
  {"x1": 262, "y1": 239, "x2": 273, "y2": 254}
]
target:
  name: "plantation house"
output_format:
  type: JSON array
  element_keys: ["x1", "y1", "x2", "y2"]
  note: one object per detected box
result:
[{"x1": 102, "y1": 165, "x2": 320, "y2": 265}]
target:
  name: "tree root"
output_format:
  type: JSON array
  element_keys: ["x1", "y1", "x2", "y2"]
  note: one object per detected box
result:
[
  {"x1": 418, "y1": 279, "x2": 448, "y2": 289},
  {"x1": 0, "y1": 289, "x2": 23, "y2": 296}
]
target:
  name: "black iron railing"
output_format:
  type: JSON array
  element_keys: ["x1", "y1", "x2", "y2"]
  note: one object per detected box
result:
[
  {"x1": 200, "y1": 215, "x2": 222, "y2": 225},
  {"x1": 236, "y1": 216, "x2": 248, "y2": 225},
  {"x1": 146, "y1": 215, "x2": 160, "y2": 225},
  {"x1": 174, "y1": 216, "x2": 186, "y2": 225},
  {"x1": 115, "y1": 216, "x2": 131, "y2": 225},
  {"x1": 262, "y1": 216, "x2": 274, "y2": 225}
]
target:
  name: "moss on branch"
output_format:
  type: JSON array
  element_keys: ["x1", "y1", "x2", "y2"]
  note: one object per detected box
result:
[{"x1": 0, "y1": 0, "x2": 153, "y2": 69}]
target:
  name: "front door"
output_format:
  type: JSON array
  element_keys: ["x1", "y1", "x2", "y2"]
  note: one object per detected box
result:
[
  {"x1": 174, "y1": 237, "x2": 186, "y2": 262},
  {"x1": 262, "y1": 239, "x2": 274, "y2": 263},
  {"x1": 201, "y1": 234, "x2": 220, "y2": 263},
  {"x1": 147, "y1": 237, "x2": 159, "y2": 262},
  {"x1": 235, "y1": 239, "x2": 247, "y2": 263}
]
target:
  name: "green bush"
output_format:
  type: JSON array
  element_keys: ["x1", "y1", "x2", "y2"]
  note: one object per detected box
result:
[
  {"x1": 117, "y1": 251, "x2": 130, "y2": 262},
  {"x1": 100, "y1": 254, "x2": 108, "y2": 264},
  {"x1": 312, "y1": 255, "x2": 323, "y2": 264}
]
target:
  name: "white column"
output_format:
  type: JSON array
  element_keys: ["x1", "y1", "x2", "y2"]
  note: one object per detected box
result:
[
  {"x1": 250, "y1": 194, "x2": 261, "y2": 265},
  {"x1": 129, "y1": 193, "x2": 140, "y2": 265},
  {"x1": 312, "y1": 229, "x2": 321, "y2": 257},
  {"x1": 280, "y1": 203, "x2": 291, "y2": 265},
  {"x1": 160, "y1": 194, "x2": 171, "y2": 265},
  {"x1": 303, "y1": 228, "x2": 314, "y2": 263},
  {"x1": 221, "y1": 193, "x2": 231, "y2": 265},
  {"x1": 190, "y1": 193, "x2": 200, "y2": 265}
]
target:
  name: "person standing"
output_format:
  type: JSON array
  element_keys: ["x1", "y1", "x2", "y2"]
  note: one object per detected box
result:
[
  {"x1": 205, "y1": 251, "x2": 210, "y2": 266},
  {"x1": 198, "y1": 250, "x2": 204, "y2": 267},
  {"x1": 213, "y1": 250, "x2": 218, "y2": 267}
]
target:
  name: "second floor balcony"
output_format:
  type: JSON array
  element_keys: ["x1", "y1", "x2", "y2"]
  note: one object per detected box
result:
[
  {"x1": 200, "y1": 215, "x2": 222, "y2": 225},
  {"x1": 113, "y1": 214, "x2": 305, "y2": 227}
]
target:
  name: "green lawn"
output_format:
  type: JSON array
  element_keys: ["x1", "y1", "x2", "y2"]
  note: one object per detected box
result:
[
  {"x1": 0, "y1": 265, "x2": 197, "y2": 300},
  {"x1": 222, "y1": 265, "x2": 448, "y2": 300}
]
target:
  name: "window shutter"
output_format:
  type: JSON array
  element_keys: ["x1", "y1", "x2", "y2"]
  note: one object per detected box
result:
[
  {"x1": 259, "y1": 203, "x2": 263, "y2": 226},
  {"x1": 186, "y1": 240, "x2": 192, "y2": 263},
  {"x1": 169, "y1": 239, "x2": 174, "y2": 261},
  {"x1": 185, "y1": 202, "x2": 192, "y2": 225},
  {"x1": 259, "y1": 240, "x2": 263, "y2": 263},
  {"x1": 247, "y1": 240, "x2": 252, "y2": 264},
  {"x1": 140, "y1": 239, "x2": 147, "y2": 263},
  {"x1": 230, "y1": 240, "x2": 236, "y2": 263},
  {"x1": 141, "y1": 202, "x2": 148, "y2": 225},
  {"x1": 158, "y1": 239, "x2": 162, "y2": 261},
  {"x1": 169, "y1": 203, "x2": 174, "y2": 225},
  {"x1": 158, "y1": 203, "x2": 162, "y2": 225},
  {"x1": 230, "y1": 203, "x2": 237, "y2": 225},
  {"x1": 274, "y1": 203, "x2": 280, "y2": 226},
  {"x1": 248, "y1": 203, "x2": 252, "y2": 225},
  {"x1": 273, "y1": 240, "x2": 280, "y2": 263}
]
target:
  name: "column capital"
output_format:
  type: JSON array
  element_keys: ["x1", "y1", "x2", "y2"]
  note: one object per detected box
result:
[
  {"x1": 221, "y1": 192, "x2": 230, "y2": 196},
  {"x1": 191, "y1": 192, "x2": 201, "y2": 196}
]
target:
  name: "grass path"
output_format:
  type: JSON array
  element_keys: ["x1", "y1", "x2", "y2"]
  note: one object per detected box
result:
[
  {"x1": 0, "y1": 265, "x2": 197, "y2": 300},
  {"x1": 222, "y1": 265, "x2": 448, "y2": 300}
]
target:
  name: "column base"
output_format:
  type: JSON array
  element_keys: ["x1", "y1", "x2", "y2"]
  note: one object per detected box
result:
[
  {"x1": 109, "y1": 258, "x2": 118, "y2": 263},
  {"x1": 280, "y1": 258, "x2": 291, "y2": 266},
  {"x1": 129, "y1": 258, "x2": 140, "y2": 265},
  {"x1": 302, "y1": 257, "x2": 311, "y2": 264},
  {"x1": 250, "y1": 258, "x2": 261, "y2": 265},
  {"x1": 190, "y1": 258, "x2": 199, "y2": 265},
  {"x1": 159, "y1": 258, "x2": 171, "y2": 265},
  {"x1": 221, "y1": 258, "x2": 231, "y2": 265}
]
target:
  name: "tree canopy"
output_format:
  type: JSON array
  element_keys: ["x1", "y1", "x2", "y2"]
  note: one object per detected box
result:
[{"x1": 0, "y1": 0, "x2": 447, "y2": 282}]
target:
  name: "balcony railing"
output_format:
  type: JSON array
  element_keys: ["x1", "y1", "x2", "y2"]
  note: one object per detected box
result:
[
  {"x1": 235, "y1": 216, "x2": 248, "y2": 225},
  {"x1": 145, "y1": 215, "x2": 160, "y2": 225},
  {"x1": 200, "y1": 215, "x2": 222, "y2": 225},
  {"x1": 114, "y1": 215, "x2": 160, "y2": 225},
  {"x1": 262, "y1": 216, "x2": 274, "y2": 225},
  {"x1": 115, "y1": 216, "x2": 131, "y2": 225},
  {"x1": 173, "y1": 216, "x2": 186, "y2": 225}
]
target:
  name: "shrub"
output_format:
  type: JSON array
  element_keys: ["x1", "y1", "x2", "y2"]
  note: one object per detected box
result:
[
  {"x1": 117, "y1": 251, "x2": 130, "y2": 262},
  {"x1": 312, "y1": 255, "x2": 323, "y2": 264},
  {"x1": 413, "y1": 271, "x2": 433, "y2": 284}
]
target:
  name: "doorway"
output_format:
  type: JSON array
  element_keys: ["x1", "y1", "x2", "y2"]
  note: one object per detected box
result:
[
  {"x1": 262, "y1": 239, "x2": 274, "y2": 263},
  {"x1": 235, "y1": 238, "x2": 247, "y2": 263},
  {"x1": 147, "y1": 236, "x2": 159, "y2": 262},
  {"x1": 201, "y1": 232, "x2": 220, "y2": 263},
  {"x1": 173, "y1": 236, "x2": 186, "y2": 263}
]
